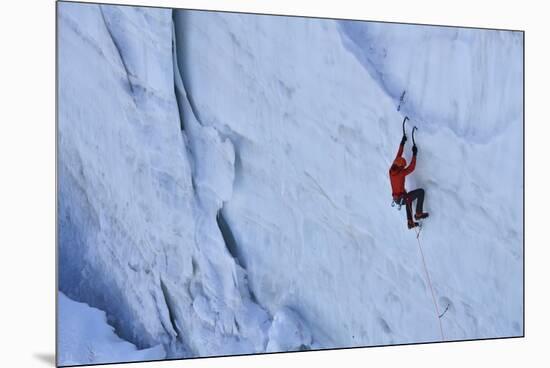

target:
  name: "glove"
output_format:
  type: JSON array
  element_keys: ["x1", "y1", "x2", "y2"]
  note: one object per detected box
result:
[
  {"x1": 400, "y1": 135, "x2": 407, "y2": 146},
  {"x1": 412, "y1": 145, "x2": 418, "y2": 155}
]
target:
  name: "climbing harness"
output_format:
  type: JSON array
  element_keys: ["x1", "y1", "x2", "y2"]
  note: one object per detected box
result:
[{"x1": 391, "y1": 196, "x2": 406, "y2": 210}]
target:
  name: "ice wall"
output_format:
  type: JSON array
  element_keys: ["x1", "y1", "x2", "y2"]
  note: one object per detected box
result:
[
  {"x1": 173, "y1": 10, "x2": 523, "y2": 347},
  {"x1": 58, "y1": 2, "x2": 523, "y2": 364},
  {"x1": 58, "y1": 2, "x2": 194, "y2": 355},
  {"x1": 338, "y1": 21, "x2": 523, "y2": 143},
  {"x1": 58, "y1": 3, "x2": 291, "y2": 363}
]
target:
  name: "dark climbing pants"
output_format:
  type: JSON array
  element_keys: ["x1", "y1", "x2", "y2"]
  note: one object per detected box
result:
[{"x1": 403, "y1": 188, "x2": 425, "y2": 221}]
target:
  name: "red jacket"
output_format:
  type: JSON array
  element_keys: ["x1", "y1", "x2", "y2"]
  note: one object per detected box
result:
[{"x1": 389, "y1": 143, "x2": 416, "y2": 198}]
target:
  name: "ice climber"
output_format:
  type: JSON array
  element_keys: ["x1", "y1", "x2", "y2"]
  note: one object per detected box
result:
[{"x1": 389, "y1": 132, "x2": 429, "y2": 229}]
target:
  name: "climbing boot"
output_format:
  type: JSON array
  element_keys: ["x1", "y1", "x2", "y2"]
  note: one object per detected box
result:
[
  {"x1": 408, "y1": 220, "x2": 420, "y2": 229},
  {"x1": 415, "y1": 212, "x2": 429, "y2": 220}
]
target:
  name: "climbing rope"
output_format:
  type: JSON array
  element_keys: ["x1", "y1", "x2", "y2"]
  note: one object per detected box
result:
[{"x1": 415, "y1": 230, "x2": 445, "y2": 341}]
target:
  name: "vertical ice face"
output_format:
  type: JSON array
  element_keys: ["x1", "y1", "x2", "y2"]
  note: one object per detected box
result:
[
  {"x1": 58, "y1": 1, "x2": 196, "y2": 354},
  {"x1": 172, "y1": 9, "x2": 523, "y2": 347},
  {"x1": 338, "y1": 21, "x2": 523, "y2": 142},
  {"x1": 58, "y1": 2, "x2": 523, "y2": 364},
  {"x1": 58, "y1": 2, "x2": 277, "y2": 363},
  {"x1": 337, "y1": 20, "x2": 524, "y2": 340}
]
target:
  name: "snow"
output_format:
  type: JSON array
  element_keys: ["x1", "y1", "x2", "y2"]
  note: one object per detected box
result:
[
  {"x1": 58, "y1": 2, "x2": 523, "y2": 365},
  {"x1": 266, "y1": 307, "x2": 313, "y2": 352},
  {"x1": 57, "y1": 292, "x2": 165, "y2": 366}
]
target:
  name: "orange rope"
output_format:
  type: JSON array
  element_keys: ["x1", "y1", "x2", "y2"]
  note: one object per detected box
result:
[{"x1": 415, "y1": 231, "x2": 445, "y2": 341}]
